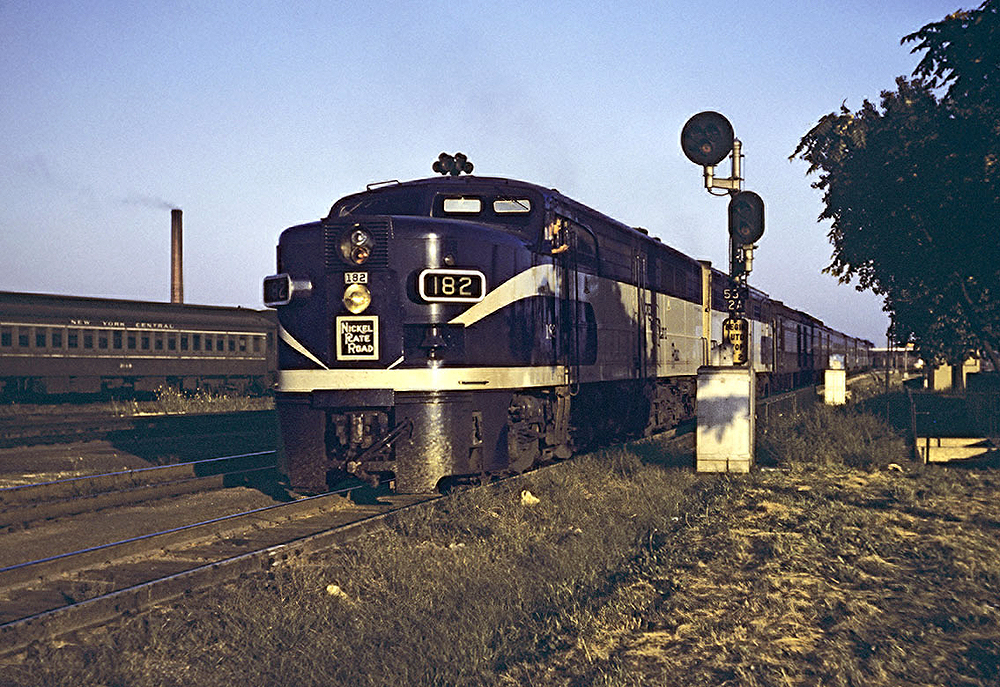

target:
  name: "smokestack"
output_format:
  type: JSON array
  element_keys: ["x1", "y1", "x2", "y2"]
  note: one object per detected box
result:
[{"x1": 171, "y1": 208, "x2": 183, "y2": 304}]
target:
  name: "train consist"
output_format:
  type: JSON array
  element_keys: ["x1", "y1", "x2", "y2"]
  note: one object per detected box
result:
[
  {"x1": 265, "y1": 172, "x2": 873, "y2": 493},
  {"x1": 0, "y1": 291, "x2": 276, "y2": 399}
]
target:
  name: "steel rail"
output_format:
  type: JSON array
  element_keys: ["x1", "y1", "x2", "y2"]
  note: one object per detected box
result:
[
  {"x1": 0, "y1": 485, "x2": 355, "y2": 589},
  {"x1": 0, "y1": 408, "x2": 275, "y2": 448},
  {"x1": 0, "y1": 486, "x2": 430, "y2": 657},
  {"x1": 0, "y1": 426, "x2": 695, "y2": 657},
  {"x1": 1, "y1": 467, "x2": 277, "y2": 530},
  {"x1": 0, "y1": 451, "x2": 278, "y2": 527},
  {"x1": 0, "y1": 450, "x2": 277, "y2": 507}
]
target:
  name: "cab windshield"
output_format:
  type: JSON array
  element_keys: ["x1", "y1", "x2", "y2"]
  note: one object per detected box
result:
[
  {"x1": 332, "y1": 187, "x2": 428, "y2": 217},
  {"x1": 332, "y1": 186, "x2": 539, "y2": 237}
]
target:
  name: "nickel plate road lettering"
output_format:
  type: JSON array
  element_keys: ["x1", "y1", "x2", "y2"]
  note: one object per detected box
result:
[{"x1": 342, "y1": 321, "x2": 375, "y2": 356}]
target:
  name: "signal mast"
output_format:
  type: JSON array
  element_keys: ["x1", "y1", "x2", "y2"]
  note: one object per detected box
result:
[{"x1": 681, "y1": 111, "x2": 765, "y2": 366}]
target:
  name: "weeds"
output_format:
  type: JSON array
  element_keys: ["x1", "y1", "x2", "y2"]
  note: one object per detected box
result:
[
  {"x1": 138, "y1": 386, "x2": 273, "y2": 415},
  {"x1": 757, "y1": 404, "x2": 908, "y2": 470},
  {"x1": 0, "y1": 386, "x2": 273, "y2": 418}
]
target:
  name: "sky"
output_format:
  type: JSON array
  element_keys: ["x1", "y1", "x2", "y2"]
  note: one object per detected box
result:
[{"x1": 0, "y1": 0, "x2": 970, "y2": 345}]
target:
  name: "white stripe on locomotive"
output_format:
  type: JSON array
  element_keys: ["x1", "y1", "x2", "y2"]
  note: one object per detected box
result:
[{"x1": 275, "y1": 262, "x2": 772, "y2": 394}]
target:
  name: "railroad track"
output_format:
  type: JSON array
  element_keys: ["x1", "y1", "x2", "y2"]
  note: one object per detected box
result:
[
  {"x1": 0, "y1": 409, "x2": 276, "y2": 449},
  {"x1": 0, "y1": 450, "x2": 279, "y2": 530},
  {"x1": 0, "y1": 479, "x2": 432, "y2": 656},
  {"x1": 0, "y1": 428, "x2": 695, "y2": 657}
]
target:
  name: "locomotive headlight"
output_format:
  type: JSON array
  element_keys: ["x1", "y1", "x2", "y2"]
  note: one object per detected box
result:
[
  {"x1": 343, "y1": 283, "x2": 372, "y2": 314},
  {"x1": 340, "y1": 225, "x2": 374, "y2": 265}
]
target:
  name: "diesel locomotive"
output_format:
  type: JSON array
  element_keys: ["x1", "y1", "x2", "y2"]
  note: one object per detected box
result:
[{"x1": 265, "y1": 172, "x2": 872, "y2": 493}]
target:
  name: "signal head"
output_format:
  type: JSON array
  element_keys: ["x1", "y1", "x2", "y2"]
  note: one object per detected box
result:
[
  {"x1": 728, "y1": 190, "x2": 765, "y2": 244},
  {"x1": 681, "y1": 111, "x2": 735, "y2": 167}
]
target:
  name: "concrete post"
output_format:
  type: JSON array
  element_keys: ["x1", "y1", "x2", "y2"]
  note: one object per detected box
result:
[
  {"x1": 696, "y1": 366, "x2": 755, "y2": 473},
  {"x1": 824, "y1": 354, "x2": 846, "y2": 405}
]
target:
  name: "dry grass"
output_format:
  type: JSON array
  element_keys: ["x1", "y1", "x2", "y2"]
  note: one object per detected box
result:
[
  {"x1": 757, "y1": 404, "x2": 907, "y2": 470},
  {"x1": 3, "y1": 407, "x2": 998, "y2": 686},
  {"x1": 503, "y1": 409, "x2": 1000, "y2": 687},
  {"x1": 0, "y1": 386, "x2": 273, "y2": 417},
  {"x1": 2, "y1": 438, "x2": 699, "y2": 686},
  {"x1": 541, "y1": 462, "x2": 1000, "y2": 686}
]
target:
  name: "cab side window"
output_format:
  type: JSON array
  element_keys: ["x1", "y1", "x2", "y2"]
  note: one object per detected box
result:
[
  {"x1": 548, "y1": 216, "x2": 599, "y2": 270},
  {"x1": 573, "y1": 225, "x2": 598, "y2": 267}
]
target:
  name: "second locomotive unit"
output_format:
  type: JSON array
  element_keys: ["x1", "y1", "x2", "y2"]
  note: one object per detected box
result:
[{"x1": 265, "y1": 164, "x2": 870, "y2": 493}]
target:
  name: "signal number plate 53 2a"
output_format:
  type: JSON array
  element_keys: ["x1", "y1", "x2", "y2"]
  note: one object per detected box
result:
[{"x1": 418, "y1": 269, "x2": 486, "y2": 303}]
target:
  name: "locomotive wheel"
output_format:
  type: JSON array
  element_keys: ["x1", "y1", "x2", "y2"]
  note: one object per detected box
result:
[{"x1": 508, "y1": 420, "x2": 541, "y2": 472}]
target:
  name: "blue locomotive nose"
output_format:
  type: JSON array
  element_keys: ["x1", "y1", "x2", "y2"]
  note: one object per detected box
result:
[
  {"x1": 269, "y1": 198, "x2": 541, "y2": 492},
  {"x1": 267, "y1": 216, "x2": 404, "y2": 374}
]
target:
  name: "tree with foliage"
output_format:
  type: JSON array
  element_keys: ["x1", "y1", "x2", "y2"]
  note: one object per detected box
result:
[{"x1": 793, "y1": 0, "x2": 1000, "y2": 371}]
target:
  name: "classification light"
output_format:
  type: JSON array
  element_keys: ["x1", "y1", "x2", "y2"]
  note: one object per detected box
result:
[{"x1": 340, "y1": 225, "x2": 374, "y2": 265}]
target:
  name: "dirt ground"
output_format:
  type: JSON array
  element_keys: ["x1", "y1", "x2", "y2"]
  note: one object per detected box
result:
[{"x1": 509, "y1": 462, "x2": 1000, "y2": 686}]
